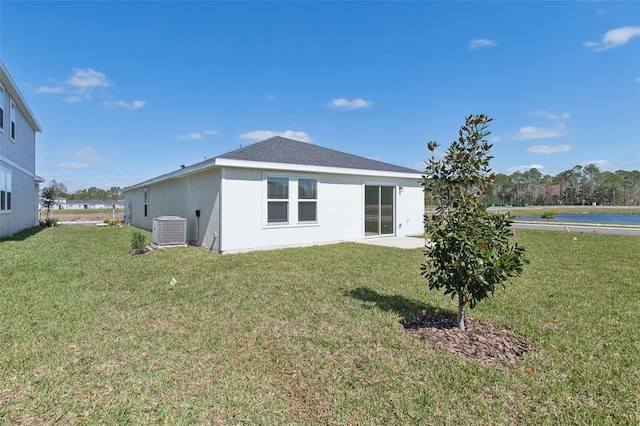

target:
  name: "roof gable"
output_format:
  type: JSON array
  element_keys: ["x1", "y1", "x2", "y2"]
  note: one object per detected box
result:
[{"x1": 218, "y1": 136, "x2": 420, "y2": 174}]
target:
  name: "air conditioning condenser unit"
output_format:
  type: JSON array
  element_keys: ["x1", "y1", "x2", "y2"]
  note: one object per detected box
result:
[{"x1": 152, "y1": 216, "x2": 187, "y2": 246}]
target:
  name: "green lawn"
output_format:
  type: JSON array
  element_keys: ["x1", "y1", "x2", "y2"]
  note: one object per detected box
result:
[
  {"x1": 488, "y1": 205, "x2": 640, "y2": 218},
  {"x1": 1, "y1": 226, "x2": 639, "y2": 424}
]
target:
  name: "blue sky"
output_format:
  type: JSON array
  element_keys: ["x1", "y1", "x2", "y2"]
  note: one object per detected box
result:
[{"x1": 1, "y1": 1, "x2": 638, "y2": 192}]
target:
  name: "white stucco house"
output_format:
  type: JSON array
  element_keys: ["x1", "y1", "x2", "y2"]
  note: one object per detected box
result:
[
  {"x1": 123, "y1": 136, "x2": 424, "y2": 254},
  {"x1": 0, "y1": 61, "x2": 43, "y2": 238}
]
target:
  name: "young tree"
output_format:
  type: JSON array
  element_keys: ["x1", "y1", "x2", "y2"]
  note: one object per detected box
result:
[
  {"x1": 422, "y1": 114, "x2": 527, "y2": 330},
  {"x1": 41, "y1": 181, "x2": 59, "y2": 221}
]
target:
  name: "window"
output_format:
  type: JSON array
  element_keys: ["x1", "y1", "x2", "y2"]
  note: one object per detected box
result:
[
  {"x1": 0, "y1": 168, "x2": 11, "y2": 211},
  {"x1": 143, "y1": 188, "x2": 148, "y2": 217},
  {"x1": 298, "y1": 178, "x2": 317, "y2": 222},
  {"x1": 0, "y1": 84, "x2": 4, "y2": 132},
  {"x1": 265, "y1": 175, "x2": 319, "y2": 225},
  {"x1": 267, "y1": 177, "x2": 288, "y2": 223},
  {"x1": 10, "y1": 99, "x2": 16, "y2": 141}
]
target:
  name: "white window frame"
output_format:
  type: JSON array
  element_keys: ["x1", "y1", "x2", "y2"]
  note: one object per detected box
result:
[
  {"x1": 263, "y1": 173, "x2": 320, "y2": 227},
  {"x1": 10, "y1": 98, "x2": 16, "y2": 142},
  {"x1": 265, "y1": 175, "x2": 290, "y2": 224},
  {"x1": 143, "y1": 188, "x2": 149, "y2": 218},
  {"x1": 297, "y1": 177, "x2": 318, "y2": 223},
  {"x1": 0, "y1": 167, "x2": 11, "y2": 212},
  {"x1": 0, "y1": 84, "x2": 5, "y2": 133}
]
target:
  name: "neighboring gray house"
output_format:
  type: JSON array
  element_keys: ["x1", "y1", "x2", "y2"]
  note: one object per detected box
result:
[
  {"x1": 124, "y1": 136, "x2": 424, "y2": 254},
  {"x1": 0, "y1": 61, "x2": 42, "y2": 238}
]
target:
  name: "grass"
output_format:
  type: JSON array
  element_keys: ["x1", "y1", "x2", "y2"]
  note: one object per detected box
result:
[
  {"x1": 1, "y1": 225, "x2": 639, "y2": 424},
  {"x1": 486, "y1": 205, "x2": 640, "y2": 218}
]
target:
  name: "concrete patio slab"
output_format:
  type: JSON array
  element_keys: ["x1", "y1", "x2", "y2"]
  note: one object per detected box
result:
[{"x1": 357, "y1": 236, "x2": 425, "y2": 249}]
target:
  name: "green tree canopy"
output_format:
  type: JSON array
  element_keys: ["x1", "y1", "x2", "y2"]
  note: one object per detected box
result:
[{"x1": 422, "y1": 114, "x2": 528, "y2": 330}]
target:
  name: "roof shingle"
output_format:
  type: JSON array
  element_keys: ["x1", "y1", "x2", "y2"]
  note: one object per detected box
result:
[{"x1": 218, "y1": 136, "x2": 420, "y2": 174}]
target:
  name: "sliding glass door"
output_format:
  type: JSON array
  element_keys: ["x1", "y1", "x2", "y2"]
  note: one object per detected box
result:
[{"x1": 364, "y1": 185, "x2": 394, "y2": 236}]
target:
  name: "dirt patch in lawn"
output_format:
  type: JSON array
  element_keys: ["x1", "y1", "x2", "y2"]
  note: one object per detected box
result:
[{"x1": 403, "y1": 313, "x2": 531, "y2": 368}]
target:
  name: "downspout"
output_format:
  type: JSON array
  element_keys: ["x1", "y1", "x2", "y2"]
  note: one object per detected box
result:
[{"x1": 211, "y1": 168, "x2": 223, "y2": 252}]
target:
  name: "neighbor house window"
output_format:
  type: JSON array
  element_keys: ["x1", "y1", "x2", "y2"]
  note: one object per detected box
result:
[
  {"x1": 0, "y1": 84, "x2": 4, "y2": 132},
  {"x1": 143, "y1": 188, "x2": 148, "y2": 217},
  {"x1": 10, "y1": 99, "x2": 16, "y2": 141},
  {"x1": 298, "y1": 178, "x2": 317, "y2": 222},
  {"x1": 267, "y1": 177, "x2": 289, "y2": 223},
  {"x1": 0, "y1": 168, "x2": 11, "y2": 211}
]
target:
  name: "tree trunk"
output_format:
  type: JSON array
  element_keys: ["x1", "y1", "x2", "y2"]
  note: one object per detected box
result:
[{"x1": 457, "y1": 293, "x2": 466, "y2": 331}]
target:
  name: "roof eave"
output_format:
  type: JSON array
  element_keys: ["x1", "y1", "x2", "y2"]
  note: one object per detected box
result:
[
  {"x1": 215, "y1": 158, "x2": 422, "y2": 179},
  {"x1": 0, "y1": 60, "x2": 42, "y2": 133},
  {"x1": 122, "y1": 159, "x2": 219, "y2": 192},
  {"x1": 124, "y1": 156, "x2": 422, "y2": 193}
]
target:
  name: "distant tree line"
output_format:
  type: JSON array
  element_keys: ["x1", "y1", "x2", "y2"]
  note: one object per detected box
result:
[
  {"x1": 425, "y1": 165, "x2": 640, "y2": 206},
  {"x1": 41, "y1": 180, "x2": 122, "y2": 201}
]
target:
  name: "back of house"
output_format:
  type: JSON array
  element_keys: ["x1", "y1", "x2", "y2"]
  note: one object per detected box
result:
[
  {"x1": 124, "y1": 136, "x2": 424, "y2": 253},
  {"x1": 0, "y1": 61, "x2": 42, "y2": 238}
]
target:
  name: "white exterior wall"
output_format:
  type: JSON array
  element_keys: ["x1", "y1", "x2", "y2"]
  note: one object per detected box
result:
[
  {"x1": 0, "y1": 78, "x2": 40, "y2": 238},
  {"x1": 124, "y1": 168, "x2": 221, "y2": 250},
  {"x1": 218, "y1": 166, "x2": 423, "y2": 253},
  {"x1": 395, "y1": 184, "x2": 424, "y2": 236}
]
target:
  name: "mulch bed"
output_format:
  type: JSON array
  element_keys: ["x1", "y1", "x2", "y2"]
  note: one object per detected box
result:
[{"x1": 403, "y1": 313, "x2": 531, "y2": 368}]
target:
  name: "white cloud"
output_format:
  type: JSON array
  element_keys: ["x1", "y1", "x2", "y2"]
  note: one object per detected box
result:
[
  {"x1": 67, "y1": 68, "x2": 110, "y2": 89},
  {"x1": 582, "y1": 160, "x2": 613, "y2": 168},
  {"x1": 585, "y1": 26, "x2": 640, "y2": 51},
  {"x1": 57, "y1": 147, "x2": 105, "y2": 169},
  {"x1": 40, "y1": 68, "x2": 140, "y2": 108},
  {"x1": 36, "y1": 86, "x2": 64, "y2": 94},
  {"x1": 468, "y1": 39, "x2": 496, "y2": 50},
  {"x1": 507, "y1": 164, "x2": 545, "y2": 173},
  {"x1": 103, "y1": 100, "x2": 145, "y2": 110},
  {"x1": 63, "y1": 96, "x2": 84, "y2": 104},
  {"x1": 57, "y1": 162, "x2": 92, "y2": 169},
  {"x1": 239, "y1": 130, "x2": 312, "y2": 143},
  {"x1": 328, "y1": 98, "x2": 373, "y2": 110},
  {"x1": 177, "y1": 133, "x2": 202, "y2": 141},
  {"x1": 176, "y1": 129, "x2": 218, "y2": 140},
  {"x1": 530, "y1": 110, "x2": 570, "y2": 120},
  {"x1": 514, "y1": 123, "x2": 566, "y2": 140},
  {"x1": 528, "y1": 144, "x2": 572, "y2": 154}
]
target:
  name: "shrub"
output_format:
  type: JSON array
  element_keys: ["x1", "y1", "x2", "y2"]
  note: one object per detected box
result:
[
  {"x1": 40, "y1": 218, "x2": 59, "y2": 228},
  {"x1": 540, "y1": 211, "x2": 555, "y2": 219},
  {"x1": 131, "y1": 231, "x2": 147, "y2": 254},
  {"x1": 103, "y1": 219, "x2": 122, "y2": 226}
]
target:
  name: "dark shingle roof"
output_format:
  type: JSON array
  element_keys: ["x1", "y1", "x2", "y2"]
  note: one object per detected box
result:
[
  {"x1": 218, "y1": 136, "x2": 420, "y2": 174},
  {"x1": 124, "y1": 136, "x2": 420, "y2": 191}
]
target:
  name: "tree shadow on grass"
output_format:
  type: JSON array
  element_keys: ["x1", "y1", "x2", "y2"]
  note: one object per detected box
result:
[
  {"x1": 344, "y1": 286, "x2": 455, "y2": 321},
  {"x1": 0, "y1": 226, "x2": 44, "y2": 243}
]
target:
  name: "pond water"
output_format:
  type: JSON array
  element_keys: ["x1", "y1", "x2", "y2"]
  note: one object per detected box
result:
[{"x1": 515, "y1": 213, "x2": 640, "y2": 226}]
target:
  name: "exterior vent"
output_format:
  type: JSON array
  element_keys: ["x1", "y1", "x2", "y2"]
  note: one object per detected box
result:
[{"x1": 152, "y1": 216, "x2": 187, "y2": 245}]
